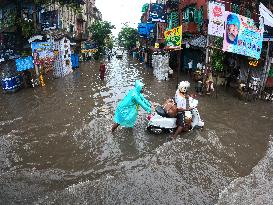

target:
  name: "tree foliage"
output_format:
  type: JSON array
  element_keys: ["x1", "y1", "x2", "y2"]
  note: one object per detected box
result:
[
  {"x1": 105, "y1": 35, "x2": 114, "y2": 51},
  {"x1": 88, "y1": 21, "x2": 115, "y2": 58},
  {"x1": 21, "y1": 20, "x2": 35, "y2": 38},
  {"x1": 211, "y1": 37, "x2": 224, "y2": 72},
  {"x1": 118, "y1": 26, "x2": 139, "y2": 50}
]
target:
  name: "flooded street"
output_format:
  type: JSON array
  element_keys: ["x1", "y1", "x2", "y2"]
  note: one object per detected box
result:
[{"x1": 1, "y1": 55, "x2": 273, "y2": 204}]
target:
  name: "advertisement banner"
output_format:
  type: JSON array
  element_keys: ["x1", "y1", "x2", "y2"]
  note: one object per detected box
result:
[
  {"x1": 223, "y1": 12, "x2": 264, "y2": 59},
  {"x1": 31, "y1": 42, "x2": 55, "y2": 65},
  {"x1": 164, "y1": 25, "x2": 182, "y2": 49},
  {"x1": 208, "y1": 1, "x2": 225, "y2": 37}
]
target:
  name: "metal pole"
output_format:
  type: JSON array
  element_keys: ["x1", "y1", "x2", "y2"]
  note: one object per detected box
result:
[
  {"x1": 260, "y1": 1, "x2": 272, "y2": 95},
  {"x1": 205, "y1": 35, "x2": 210, "y2": 74},
  {"x1": 177, "y1": 3, "x2": 182, "y2": 86},
  {"x1": 204, "y1": 0, "x2": 210, "y2": 93},
  {"x1": 177, "y1": 49, "x2": 181, "y2": 86},
  {"x1": 260, "y1": 41, "x2": 271, "y2": 94}
]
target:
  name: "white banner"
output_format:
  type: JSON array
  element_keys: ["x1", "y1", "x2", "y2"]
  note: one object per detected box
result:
[
  {"x1": 259, "y1": 3, "x2": 273, "y2": 27},
  {"x1": 208, "y1": 1, "x2": 225, "y2": 37}
]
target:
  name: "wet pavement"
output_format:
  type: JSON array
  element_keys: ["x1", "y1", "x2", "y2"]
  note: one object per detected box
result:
[{"x1": 1, "y1": 55, "x2": 273, "y2": 204}]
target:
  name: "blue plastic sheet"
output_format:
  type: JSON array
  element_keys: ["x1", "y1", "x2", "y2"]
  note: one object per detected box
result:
[
  {"x1": 15, "y1": 56, "x2": 34, "y2": 71},
  {"x1": 71, "y1": 53, "x2": 79, "y2": 69},
  {"x1": 1, "y1": 75, "x2": 22, "y2": 91}
]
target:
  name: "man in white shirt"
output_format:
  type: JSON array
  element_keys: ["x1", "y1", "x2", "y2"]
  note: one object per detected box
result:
[
  {"x1": 171, "y1": 81, "x2": 192, "y2": 140},
  {"x1": 197, "y1": 62, "x2": 202, "y2": 70},
  {"x1": 187, "y1": 59, "x2": 193, "y2": 77}
]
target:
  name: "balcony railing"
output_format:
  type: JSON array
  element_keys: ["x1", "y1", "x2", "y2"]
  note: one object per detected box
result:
[{"x1": 166, "y1": 0, "x2": 180, "y2": 9}]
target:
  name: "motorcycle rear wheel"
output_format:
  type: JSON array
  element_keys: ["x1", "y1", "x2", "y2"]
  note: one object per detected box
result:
[{"x1": 147, "y1": 126, "x2": 163, "y2": 135}]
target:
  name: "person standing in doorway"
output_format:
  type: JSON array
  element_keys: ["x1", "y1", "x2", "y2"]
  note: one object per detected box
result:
[{"x1": 187, "y1": 59, "x2": 193, "y2": 77}]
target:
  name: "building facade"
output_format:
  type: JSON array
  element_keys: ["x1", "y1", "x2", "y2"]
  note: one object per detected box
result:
[{"x1": 45, "y1": 0, "x2": 101, "y2": 40}]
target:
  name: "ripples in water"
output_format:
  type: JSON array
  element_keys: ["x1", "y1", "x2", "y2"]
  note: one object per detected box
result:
[
  {"x1": 0, "y1": 55, "x2": 273, "y2": 204},
  {"x1": 217, "y1": 138, "x2": 273, "y2": 205}
]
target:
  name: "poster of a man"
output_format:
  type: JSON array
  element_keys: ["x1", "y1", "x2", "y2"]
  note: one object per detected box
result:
[{"x1": 226, "y1": 14, "x2": 240, "y2": 45}]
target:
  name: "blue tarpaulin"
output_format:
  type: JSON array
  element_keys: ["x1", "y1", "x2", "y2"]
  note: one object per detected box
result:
[
  {"x1": 1, "y1": 75, "x2": 22, "y2": 92},
  {"x1": 71, "y1": 53, "x2": 79, "y2": 69},
  {"x1": 15, "y1": 56, "x2": 34, "y2": 71}
]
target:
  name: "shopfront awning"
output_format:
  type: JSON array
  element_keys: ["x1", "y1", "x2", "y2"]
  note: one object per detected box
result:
[{"x1": 183, "y1": 35, "x2": 207, "y2": 49}]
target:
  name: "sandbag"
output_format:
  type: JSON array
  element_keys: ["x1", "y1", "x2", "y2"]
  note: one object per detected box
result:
[{"x1": 163, "y1": 99, "x2": 177, "y2": 118}]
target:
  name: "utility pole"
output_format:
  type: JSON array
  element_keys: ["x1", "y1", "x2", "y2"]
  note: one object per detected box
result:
[
  {"x1": 177, "y1": 1, "x2": 182, "y2": 86},
  {"x1": 260, "y1": 1, "x2": 272, "y2": 94},
  {"x1": 204, "y1": 2, "x2": 210, "y2": 93}
]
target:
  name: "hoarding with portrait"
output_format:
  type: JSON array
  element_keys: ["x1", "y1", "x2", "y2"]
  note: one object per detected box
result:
[{"x1": 223, "y1": 12, "x2": 264, "y2": 59}]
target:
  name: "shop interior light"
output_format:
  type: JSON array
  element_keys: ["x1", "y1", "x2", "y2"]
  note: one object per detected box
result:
[{"x1": 249, "y1": 60, "x2": 259, "y2": 67}]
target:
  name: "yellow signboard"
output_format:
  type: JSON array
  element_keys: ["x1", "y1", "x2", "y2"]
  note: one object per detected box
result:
[
  {"x1": 81, "y1": 49, "x2": 98, "y2": 53},
  {"x1": 249, "y1": 60, "x2": 259, "y2": 67},
  {"x1": 155, "y1": 43, "x2": 159, "y2": 48},
  {"x1": 164, "y1": 25, "x2": 182, "y2": 49}
]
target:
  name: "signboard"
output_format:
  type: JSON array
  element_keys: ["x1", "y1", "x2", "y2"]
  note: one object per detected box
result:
[
  {"x1": 263, "y1": 25, "x2": 273, "y2": 41},
  {"x1": 148, "y1": 3, "x2": 166, "y2": 23},
  {"x1": 31, "y1": 42, "x2": 55, "y2": 65},
  {"x1": 138, "y1": 23, "x2": 155, "y2": 37},
  {"x1": 40, "y1": 10, "x2": 59, "y2": 30},
  {"x1": 223, "y1": 12, "x2": 264, "y2": 59},
  {"x1": 264, "y1": 37, "x2": 273, "y2": 42},
  {"x1": 81, "y1": 49, "x2": 98, "y2": 53},
  {"x1": 208, "y1": 1, "x2": 225, "y2": 37},
  {"x1": 164, "y1": 25, "x2": 182, "y2": 49},
  {"x1": 81, "y1": 41, "x2": 98, "y2": 53}
]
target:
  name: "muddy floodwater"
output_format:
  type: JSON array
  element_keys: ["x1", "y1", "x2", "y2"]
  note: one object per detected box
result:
[{"x1": 1, "y1": 55, "x2": 273, "y2": 204}]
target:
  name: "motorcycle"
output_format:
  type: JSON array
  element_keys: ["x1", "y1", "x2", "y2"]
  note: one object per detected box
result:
[{"x1": 147, "y1": 97, "x2": 204, "y2": 134}]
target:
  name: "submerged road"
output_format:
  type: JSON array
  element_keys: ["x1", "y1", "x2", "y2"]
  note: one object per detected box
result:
[{"x1": 1, "y1": 55, "x2": 273, "y2": 204}]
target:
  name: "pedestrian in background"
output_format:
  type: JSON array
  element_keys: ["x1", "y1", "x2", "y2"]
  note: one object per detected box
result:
[
  {"x1": 187, "y1": 59, "x2": 193, "y2": 77},
  {"x1": 99, "y1": 63, "x2": 106, "y2": 80}
]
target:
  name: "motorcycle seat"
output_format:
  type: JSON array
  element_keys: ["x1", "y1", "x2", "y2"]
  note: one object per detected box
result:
[{"x1": 155, "y1": 106, "x2": 173, "y2": 118}]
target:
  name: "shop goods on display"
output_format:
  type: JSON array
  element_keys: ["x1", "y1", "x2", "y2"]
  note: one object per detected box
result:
[
  {"x1": 15, "y1": 56, "x2": 34, "y2": 71},
  {"x1": 53, "y1": 37, "x2": 73, "y2": 78},
  {"x1": 1, "y1": 59, "x2": 23, "y2": 92},
  {"x1": 152, "y1": 54, "x2": 172, "y2": 81},
  {"x1": 1, "y1": 75, "x2": 23, "y2": 92},
  {"x1": 249, "y1": 77, "x2": 261, "y2": 94}
]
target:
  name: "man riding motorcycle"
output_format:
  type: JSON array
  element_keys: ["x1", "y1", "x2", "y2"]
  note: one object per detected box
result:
[{"x1": 171, "y1": 81, "x2": 193, "y2": 140}]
